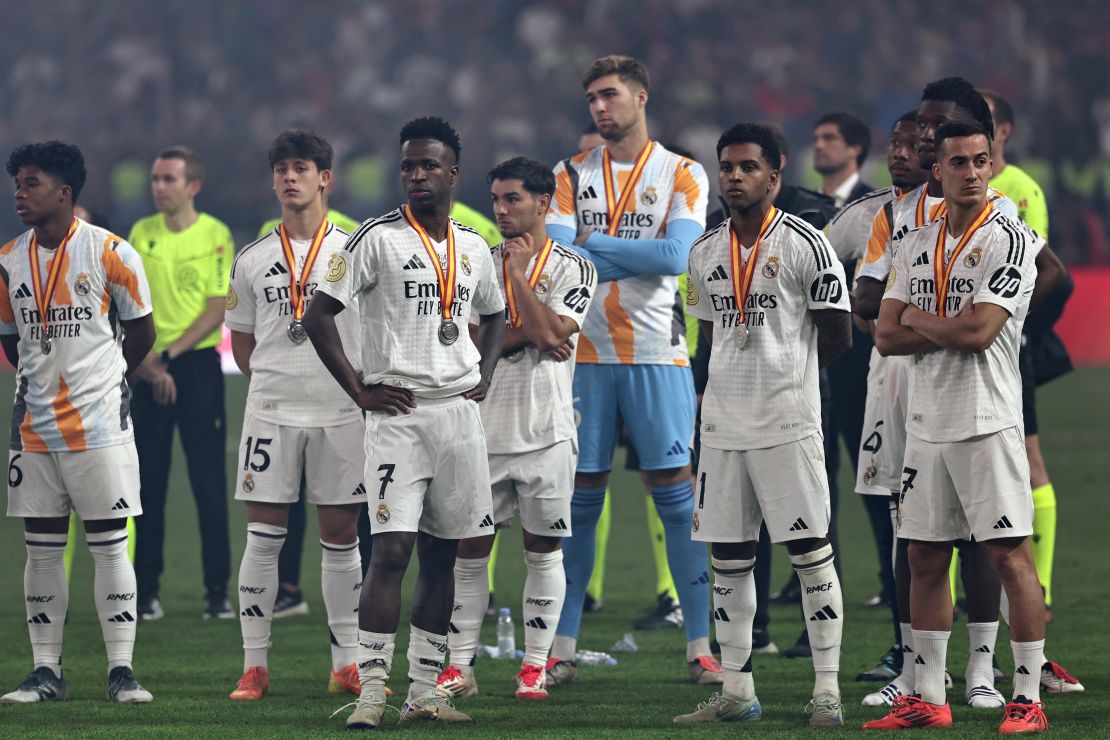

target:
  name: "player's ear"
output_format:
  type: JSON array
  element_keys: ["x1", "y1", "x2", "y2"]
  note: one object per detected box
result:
[
  {"x1": 932, "y1": 161, "x2": 941, "y2": 182},
  {"x1": 319, "y1": 169, "x2": 333, "y2": 192},
  {"x1": 537, "y1": 192, "x2": 552, "y2": 216},
  {"x1": 768, "y1": 168, "x2": 779, "y2": 193}
]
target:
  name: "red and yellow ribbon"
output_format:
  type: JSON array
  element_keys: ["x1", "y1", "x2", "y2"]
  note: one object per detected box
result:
[
  {"x1": 277, "y1": 217, "x2": 329, "y2": 320},
  {"x1": 29, "y1": 219, "x2": 79, "y2": 341},
  {"x1": 601, "y1": 141, "x2": 654, "y2": 236},
  {"x1": 504, "y1": 238, "x2": 556, "y2": 328},
  {"x1": 932, "y1": 201, "x2": 993, "y2": 316},
  {"x1": 729, "y1": 206, "x2": 778, "y2": 326},
  {"x1": 401, "y1": 205, "x2": 456, "y2": 321}
]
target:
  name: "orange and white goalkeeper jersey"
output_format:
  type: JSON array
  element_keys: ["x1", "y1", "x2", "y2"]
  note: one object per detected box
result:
[
  {"x1": 547, "y1": 143, "x2": 707, "y2": 365},
  {"x1": 0, "y1": 219, "x2": 152, "y2": 452}
]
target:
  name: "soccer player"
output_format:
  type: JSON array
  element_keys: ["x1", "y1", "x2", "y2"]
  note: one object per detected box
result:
[
  {"x1": 675, "y1": 123, "x2": 851, "y2": 727},
  {"x1": 825, "y1": 111, "x2": 927, "y2": 685},
  {"x1": 1, "y1": 141, "x2": 155, "y2": 704},
  {"x1": 866, "y1": 119, "x2": 1049, "y2": 733},
  {"x1": 303, "y1": 117, "x2": 506, "y2": 730},
  {"x1": 545, "y1": 54, "x2": 718, "y2": 684},
  {"x1": 435, "y1": 157, "x2": 596, "y2": 701},
  {"x1": 128, "y1": 145, "x2": 233, "y2": 620},
  {"x1": 223, "y1": 130, "x2": 366, "y2": 701}
]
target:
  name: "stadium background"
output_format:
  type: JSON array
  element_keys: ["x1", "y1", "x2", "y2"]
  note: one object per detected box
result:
[{"x1": 0, "y1": 0, "x2": 1107, "y2": 736}]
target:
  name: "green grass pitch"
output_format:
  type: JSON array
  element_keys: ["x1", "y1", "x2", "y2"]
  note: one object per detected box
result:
[{"x1": 0, "y1": 369, "x2": 1105, "y2": 737}]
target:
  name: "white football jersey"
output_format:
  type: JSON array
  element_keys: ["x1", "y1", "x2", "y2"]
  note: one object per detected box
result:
[
  {"x1": 687, "y1": 209, "x2": 850, "y2": 451},
  {"x1": 225, "y1": 223, "x2": 362, "y2": 426},
  {"x1": 824, "y1": 186, "x2": 899, "y2": 263},
  {"x1": 316, "y1": 208, "x2": 505, "y2": 398},
  {"x1": 0, "y1": 219, "x2": 152, "y2": 452},
  {"x1": 883, "y1": 209, "x2": 1042, "y2": 442},
  {"x1": 480, "y1": 242, "x2": 597, "y2": 454}
]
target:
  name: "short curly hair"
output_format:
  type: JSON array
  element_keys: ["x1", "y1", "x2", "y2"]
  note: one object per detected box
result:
[
  {"x1": 7, "y1": 140, "x2": 87, "y2": 204},
  {"x1": 399, "y1": 117, "x2": 461, "y2": 162}
]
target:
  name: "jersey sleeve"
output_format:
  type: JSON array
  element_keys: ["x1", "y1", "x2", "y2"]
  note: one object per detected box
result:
[
  {"x1": 974, "y1": 223, "x2": 1041, "y2": 316},
  {"x1": 471, "y1": 245, "x2": 506, "y2": 317},
  {"x1": 991, "y1": 194, "x2": 1020, "y2": 223},
  {"x1": 824, "y1": 200, "x2": 867, "y2": 262},
  {"x1": 797, "y1": 231, "x2": 850, "y2": 312},
  {"x1": 547, "y1": 254, "x2": 597, "y2": 329},
  {"x1": 223, "y1": 253, "x2": 256, "y2": 333},
  {"x1": 206, "y1": 223, "x2": 233, "y2": 299},
  {"x1": 684, "y1": 245, "x2": 714, "y2": 321},
  {"x1": 546, "y1": 159, "x2": 579, "y2": 234},
  {"x1": 104, "y1": 240, "x2": 154, "y2": 320},
  {"x1": 857, "y1": 204, "x2": 893, "y2": 283},
  {"x1": 669, "y1": 158, "x2": 709, "y2": 229},
  {"x1": 316, "y1": 230, "x2": 378, "y2": 307},
  {"x1": 882, "y1": 239, "x2": 911, "y2": 305},
  {"x1": 0, "y1": 253, "x2": 15, "y2": 335}
]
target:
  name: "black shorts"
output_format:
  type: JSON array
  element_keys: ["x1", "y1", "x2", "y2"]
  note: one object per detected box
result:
[{"x1": 1019, "y1": 341, "x2": 1038, "y2": 437}]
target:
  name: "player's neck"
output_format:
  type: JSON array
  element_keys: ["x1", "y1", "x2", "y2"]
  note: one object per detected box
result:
[
  {"x1": 409, "y1": 200, "x2": 452, "y2": 241},
  {"x1": 163, "y1": 203, "x2": 199, "y2": 233},
  {"x1": 820, "y1": 166, "x2": 855, "y2": 197},
  {"x1": 527, "y1": 223, "x2": 550, "y2": 254},
  {"x1": 925, "y1": 173, "x2": 944, "y2": 198},
  {"x1": 946, "y1": 197, "x2": 987, "y2": 237},
  {"x1": 604, "y1": 123, "x2": 649, "y2": 163},
  {"x1": 729, "y1": 200, "x2": 773, "y2": 246},
  {"x1": 33, "y1": 212, "x2": 75, "y2": 250},
  {"x1": 281, "y1": 200, "x2": 327, "y2": 240}
]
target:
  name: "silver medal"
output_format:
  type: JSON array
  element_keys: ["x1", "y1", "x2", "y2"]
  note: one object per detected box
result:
[
  {"x1": 287, "y1": 319, "x2": 307, "y2": 345},
  {"x1": 735, "y1": 325, "x2": 750, "y2": 349},
  {"x1": 40, "y1": 335, "x2": 52, "y2": 355},
  {"x1": 438, "y1": 319, "x2": 459, "y2": 345}
]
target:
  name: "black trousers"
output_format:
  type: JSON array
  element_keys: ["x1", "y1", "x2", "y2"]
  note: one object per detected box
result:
[{"x1": 132, "y1": 348, "x2": 230, "y2": 600}]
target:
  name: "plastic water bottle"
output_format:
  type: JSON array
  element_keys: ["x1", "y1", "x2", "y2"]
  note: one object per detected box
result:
[
  {"x1": 575, "y1": 649, "x2": 618, "y2": 666},
  {"x1": 496, "y1": 608, "x2": 515, "y2": 659}
]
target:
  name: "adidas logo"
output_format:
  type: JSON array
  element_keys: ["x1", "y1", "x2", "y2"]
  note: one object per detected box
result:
[
  {"x1": 665, "y1": 440, "x2": 684, "y2": 456},
  {"x1": 912, "y1": 252, "x2": 930, "y2": 267},
  {"x1": 241, "y1": 604, "x2": 265, "y2": 618},
  {"x1": 447, "y1": 623, "x2": 460, "y2": 635},
  {"x1": 975, "y1": 645, "x2": 991, "y2": 654},
  {"x1": 403, "y1": 254, "x2": 427, "y2": 270},
  {"x1": 107, "y1": 611, "x2": 135, "y2": 623},
  {"x1": 27, "y1": 612, "x2": 51, "y2": 625},
  {"x1": 692, "y1": 572, "x2": 709, "y2": 586},
  {"x1": 110, "y1": 498, "x2": 129, "y2": 511},
  {"x1": 1016, "y1": 666, "x2": 1030, "y2": 675},
  {"x1": 478, "y1": 514, "x2": 494, "y2": 528},
  {"x1": 788, "y1": 517, "x2": 808, "y2": 532},
  {"x1": 902, "y1": 645, "x2": 914, "y2": 653},
  {"x1": 352, "y1": 483, "x2": 367, "y2": 497},
  {"x1": 578, "y1": 186, "x2": 598, "y2": 201},
  {"x1": 809, "y1": 605, "x2": 839, "y2": 621},
  {"x1": 713, "y1": 608, "x2": 730, "y2": 622},
  {"x1": 526, "y1": 617, "x2": 548, "y2": 630},
  {"x1": 13, "y1": 283, "x2": 32, "y2": 299},
  {"x1": 549, "y1": 518, "x2": 567, "y2": 531},
  {"x1": 265, "y1": 261, "x2": 289, "y2": 277},
  {"x1": 893, "y1": 224, "x2": 910, "y2": 241},
  {"x1": 915, "y1": 655, "x2": 926, "y2": 665},
  {"x1": 993, "y1": 516, "x2": 1014, "y2": 530},
  {"x1": 706, "y1": 264, "x2": 729, "y2": 282}
]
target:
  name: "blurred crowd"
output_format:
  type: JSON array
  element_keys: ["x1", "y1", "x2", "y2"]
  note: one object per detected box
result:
[{"x1": 2, "y1": 0, "x2": 1109, "y2": 263}]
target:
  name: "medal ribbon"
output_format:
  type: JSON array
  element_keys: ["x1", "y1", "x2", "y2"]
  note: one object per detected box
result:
[
  {"x1": 503, "y1": 238, "x2": 556, "y2": 328},
  {"x1": 729, "y1": 206, "x2": 777, "y2": 327},
  {"x1": 29, "y1": 219, "x2": 79, "y2": 344},
  {"x1": 401, "y1": 205, "x2": 456, "y2": 321},
  {"x1": 601, "y1": 141, "x2": 654, "y2": 237},
  {"x1": 277, "y1": 217, "x2": 329, "y2": 321},
  {"x1": 932, "y1": 201, "x2": 993, "y2": 317}
]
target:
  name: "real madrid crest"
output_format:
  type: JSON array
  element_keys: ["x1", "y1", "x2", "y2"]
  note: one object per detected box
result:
[
  {"x1": 376, "y1": 503, "x2": 391, "y2": 524},
  {"x1": 226, "y1": 286, "x2": 238, "y2": 310},
  {"x1": 242, "y1": 473, "x2": 255, "y2": 493},
  {"x1": 461, "y1": 253, "x2": 472, "y2": 276},
  {"x1": 686, "y1": 282, "x2": 700, "y2": 307},
  {"x1": 641, "y1": 185, "x2": 658, "y2": 206},
  {"x1": 963, "y1": 247, "x2": 981, "y2": 268},
  {"x1": 762, "y1": 256, "x2": 779, "y2": 279},
  {"x1": 73, "y1": 272, "x2": 91, "y2": 296},
  {"x1": 325, "y1": 253, "x2": 346, "y2": 282},
  {"x1": 536, "y1": 274, "x2": 550, "y2": 294}
]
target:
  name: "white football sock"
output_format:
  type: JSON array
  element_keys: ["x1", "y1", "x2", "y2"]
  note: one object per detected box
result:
[
  {"x1": 893, "y1": 622, "x2": 916, "y2": 692},
  {"x1": 447, "y1": 556, "x2": 488, "y2": 670},
  {"x1": 408, "y1": 625, "x2": 448, "y2": 700},
  {"x1": 24, "y1": 532, "x2": 69, "y2": 678},
  {"x1": 321, "y1": 539, "x2": 361, "y2": 671},
  {"x1": 913, "y1": 629, "x2": 950, "y2": 705},
  {"x1": 711, "y1": 557, "x2": 757, "y2": 700},
  {"x1": 791, "y1": 544, "x2": 842, "y2": 697},
  {"x1": 1011, "y1": 639, "x2": 1045, "y2": 703},
  {"x1": 966, "y1": 621, "x2": 999, "y2": 688},
  {"x1": 86, "y1": 528, "x2": 137, "y2": 671},
  {"x1": 357, "y1": 629, "x2": 394, "y2": 697},
  {"x1": 237, "y1": 523, "x2": 285, "y2": 670},
  {"x1": 522, "y1": 549, "x2": 564, "y2": 667}
]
